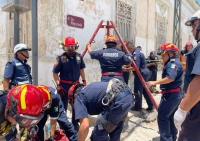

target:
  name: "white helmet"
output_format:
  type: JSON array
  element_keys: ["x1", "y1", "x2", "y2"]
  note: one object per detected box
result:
[
  {"x1": 14, "y1": 44, "x2": 31, "y2": 54},
  {"x1": 185, "y1": 10, "x2": 200, "y2": 26}
]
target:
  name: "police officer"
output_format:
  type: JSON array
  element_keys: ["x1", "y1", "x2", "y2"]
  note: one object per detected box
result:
[
  {"x1": 53, "y1": 36, "x2": 86, "y2": 130},
  {"x1": 35, "y1": 85, "x2": 77, "y2": 141},
  {"x1": 147, "y1": 43, "x2": 183, "y2": 141},
  {"x1": 3, "y1": 44, "x2": 32, "y2": 90},
  {"x1": 146, "y1": 51, "x2": 160, "y2": 94},
  {"x1": 173, "y1": 10, "x2": 200, "y2": 141},
  {"x1": 68, "y1": 78, "x2": 133, "y2": 141},
  {"x1": 86, "y1": 35, "x2": 131, "y2": 82},
  {"x1": 126, "y1": 42, "x2": 153, "y2": 111},
  {"x1": 0, "y1": 84, "x2": 45, "y2": 141}
]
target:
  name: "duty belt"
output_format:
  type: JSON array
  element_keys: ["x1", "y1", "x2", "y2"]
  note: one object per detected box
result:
[
  {"x1": 60, "y1": 79, "x2": 79, "y2": 84},
  {"x1": 102, "y1": 72, "x2": 123, "y2": 76},
  {"x1": 161, "y1": 87, "x2": 181, "y2": 94}
]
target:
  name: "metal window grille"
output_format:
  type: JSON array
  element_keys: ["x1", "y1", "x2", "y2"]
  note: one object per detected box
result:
[{"x1": 116, "y1": 0, "x2": 134, "y2": 42}]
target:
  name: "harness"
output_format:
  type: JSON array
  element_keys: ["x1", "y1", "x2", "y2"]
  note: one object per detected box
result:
[{"x1": 102, "y1": 78, "x2": 127, "y2": 106}]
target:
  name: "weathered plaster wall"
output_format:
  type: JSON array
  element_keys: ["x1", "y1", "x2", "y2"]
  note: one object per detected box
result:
[{"x1": 0, "y1": 0, "x2": 199, "y2": 87}]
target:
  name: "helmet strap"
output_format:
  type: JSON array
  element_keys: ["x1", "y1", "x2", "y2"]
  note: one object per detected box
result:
[
  {"x1": 19, "y1": 51, "x2": 29, "y2": 59},
  {"x1": 195, "y1": 20, "x2": 200, "y2": 41}
]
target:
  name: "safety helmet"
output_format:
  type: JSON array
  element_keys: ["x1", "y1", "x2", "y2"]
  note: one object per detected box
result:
[
  {"x1": 68, "y1": 83, "x2": 84, "y2": 105},
  {"x1": 105, "y1": 36, "x2": 117, "y2": 45},
  {"x1": 37, "y1": 85, "x2": 52, "y2": 111},
  {"x1": 157, "y1": 43, "x2": 178, "y2": 55},
  {"x1": 63, "y1": 36, "x2": 77, "y2": 46},
  {"x1": 62, "y1": 36, "x2": 79, "y2": 54},
  {"x1": 0, "y1": 98, "x2": 12, "y2": 136},
  {"x1": 185, "y1": 10, "x2": 200, "y2": 26},
  {"x1": 14, "y1": 44, "x2": 31, "y2": 54},
  {"x1": 6, "y1": 84, "x2": 44, "y2": 127}
]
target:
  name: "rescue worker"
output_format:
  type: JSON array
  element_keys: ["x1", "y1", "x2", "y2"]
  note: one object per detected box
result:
[
  {"x1": 86, "y1": 35, "x2": 131, "y2": 82},
  {"x1": 179, "y1": 42, "x2": 193, "y2": 72},
  {"x1": 173, "y1": 10, "x2": 200, "y2": 141},
  {"x1": 53, "y1": 36, "x2": 86, "y2": 130},
  {"x1": 68, "y1": 78, "x2": 133, "y2": 141},
  {"x1": 0, "y1": 84, "x2": 44, "y2": 141},
  {"x1": 126, "y1": 42, "x2": 153, "y2": 111},
  {"x1": 35, "y1": 85, "x2": 77, "y2": 141},
  {"x1": 121, "y1": 41, "x2": 130, "y2": 84},
  {"x1": 147, "y1": 43, "x2": 183, "y2": 141},
  {"x1": 146, "y1": 51, "x2": 160, "y2": 93},
  {"x1": 137, "y1": 46, "x2": 142, "y2": 51},
  {"x1": 3, "y1": 44, "x2": 32, "y2": 90}
]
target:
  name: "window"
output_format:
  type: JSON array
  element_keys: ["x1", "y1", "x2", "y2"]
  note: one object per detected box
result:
[{"x1": 116, "y1": 0, "x2": 134, "y2": 42}]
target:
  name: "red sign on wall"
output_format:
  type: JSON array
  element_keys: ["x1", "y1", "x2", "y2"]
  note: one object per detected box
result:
[{"x1": 67, "y1": 14, "x2": 84, "y2": 29}]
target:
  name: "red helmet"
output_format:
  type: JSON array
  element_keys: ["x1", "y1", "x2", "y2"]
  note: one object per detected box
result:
[
  {"x1": 68, "y1": 83, "x2": 84, "y2": 105},
  {"x1": 157, "y1": 43, "x2": 179, "y2": 55},
  {"x1": 6, "y1": 84, "x2": 44, "y2": 127},
  {"x1": 63, "y1": 36, "x2": 77, "y2": 46},
  {"x1": 105, "y1": 36, "x2": 117, "y2": 44},
  {"x1": 37, "y1": 85, "x2": 52, "y2": 111},
  {"x1": 62, "y1": 36, "x2": 79, "y2": 54}
]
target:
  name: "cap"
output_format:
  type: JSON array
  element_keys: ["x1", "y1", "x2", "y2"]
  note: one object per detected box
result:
[
  {"x1": 150, "y1": 51, "x2": 155, "y2": 55},
  {"x1": 185, "y1": 10, "x2": 200, "y2": 26},
  {"x1": 186, "y1": 42, "x2": 193, "y2": 46},
  {"x1": 14, "y1": 44, "x2": 31, "y2": 54}
]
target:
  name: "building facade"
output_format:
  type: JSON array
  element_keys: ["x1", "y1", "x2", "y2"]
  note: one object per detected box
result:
[{"x1": 0, "y1": 0, "x2": 199, "y2": 86}]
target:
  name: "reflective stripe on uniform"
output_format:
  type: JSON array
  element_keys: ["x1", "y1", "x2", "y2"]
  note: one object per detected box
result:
[{"x1": 18, "y1": 81, "x2": 30, "y2": 85}]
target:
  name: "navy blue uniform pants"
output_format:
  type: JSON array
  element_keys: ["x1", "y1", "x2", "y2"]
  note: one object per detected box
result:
[
  {"x1": 60, "y1": 83, "x2": 78, "y2": 128},
  {"x1": 37, "y1": 111, "x2": 77, "y2": 141},
  {"x1": 149, "y1": 70, "x2": 157, "y2": 81},
  {"x1": 134, "y1": 73, "x2": 153, "y2": 109},
  {"x1": 178, "y1": 102, "x2": 200, "y2": 141},
  {"x1": 123, "y1": 71, "x2": 130, "y2": 85},
  {"x1": 101, "y1": 76, "x2": 124, "y2": 82},
  {"x1": 91, "y1": 89, "x2": 133, "y2": 141},
  {"x1": 158, "y1": 92, "x2": 182, "y2": 141}
]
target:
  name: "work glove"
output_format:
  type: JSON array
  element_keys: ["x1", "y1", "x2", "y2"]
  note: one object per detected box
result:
[
  {"x1": 174, "y1": 107, "x2": 187, "y2": 131},
  {"x1": 82, "y1": 80, "x2": 87, "y2": 86},
  {"x1": 46, "y1": 135, "x2": 56, "y2": 141},
  {"x1": 57, "y1": 84, "x2": 65, "y2": 96},
  {"x1": 126, "y1": 53, "x2": 133, "y2": 58}
]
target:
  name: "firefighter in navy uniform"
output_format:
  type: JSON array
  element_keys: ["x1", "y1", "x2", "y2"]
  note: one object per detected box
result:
[
  {"x1": 35, "y1": 85, "x2": 77, "y2": 141},
  {"x1": 146, "y1": 51, "x2": 160, "y2": 93},
  {"x1": 147, "y1": 43, "x2": 183, "y2": 141},
  {"x1": 68, "y1": 78, "x2": 133, "y2": 141},
  {"x1": 173, "y1": 10, "x2": 200, "y2": 141},
  {"x1": 3, "y1": 44, "x2": 32, "y2": 90},
  {"x1": 1, "y1": 84, "x2": 45, "y2": 141},
  {"x1": 126, "y1": 42, "x2": 153, "y2": 111},
  {"x1": 53, "y1": 36, "x2": 86, "y2": 130},
  {"x1": 86, "y1": 36, "x2": 131, "y2": 82}
]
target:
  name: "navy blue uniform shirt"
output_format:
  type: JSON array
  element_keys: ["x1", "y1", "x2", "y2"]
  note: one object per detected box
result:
[
  {"x1": 90, "y1": 47, "x2": 130, "y2": 73},
  {"x1": 52, "y1": 52, "x2": 85, "y2": 80},
  {"x1": 4, "y1": 57, "x2": 32, "y2": 85},
  {"x1": 76, "y1": 82, "x2": 107, "y2": 115},
  {"x1": 146, "y1": 56, "x2": 159, "y2": 71},
  {"x1": 45, "y1": 87, "x2": 60, "y2": 118},
  {"x1": 184, "y1": 43, "x2": 200, "y2": 92},
  {"x1": 132, "y1": 48, "x2": 147, "y2": 69},
  {"x1": 160, "y1": 58, "x2": 183, "y2": 90}
]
